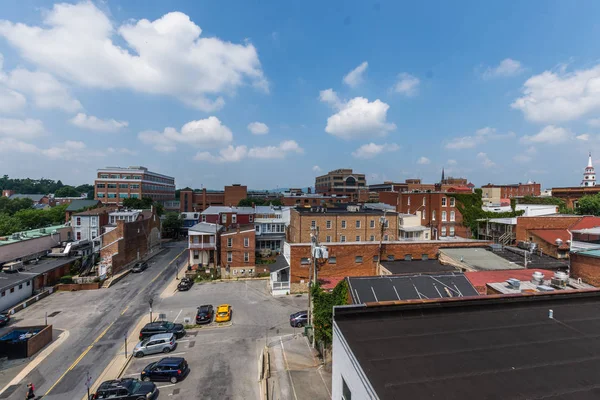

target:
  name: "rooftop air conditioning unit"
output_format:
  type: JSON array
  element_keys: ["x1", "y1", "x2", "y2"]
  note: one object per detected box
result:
[
  {"x1": 40, "y1": 228, "x2": 46, "y2": 234},
  {"x1": 531, "y1": 271, "x2": 544, "y2": 285},
  {"x1": 506, "y1": 278, "x2": 520, "y2": 290},
  {"x1": 551, "y1": 271, "x2": 569, "y2": 289}
]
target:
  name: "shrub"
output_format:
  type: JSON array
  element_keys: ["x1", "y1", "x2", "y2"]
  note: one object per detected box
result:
[{"x1": 59, "y1": 275, "x2": 73, "y2": 284}]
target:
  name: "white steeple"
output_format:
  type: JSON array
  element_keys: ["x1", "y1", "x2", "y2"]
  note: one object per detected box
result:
[{"x1": 582, "y1": 152, "x2": 596, "y2": 187}]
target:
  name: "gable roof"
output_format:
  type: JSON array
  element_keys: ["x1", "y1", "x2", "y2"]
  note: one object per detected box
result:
[
  {"x1": 570, "y1": 216, "x2": 600, "y2": 231},
  {"x1": 269, "y1": 255, "x2": 290, "y2": 273},
  {"x1": 346, "y1": 273, "x2": 479, "y2": 304},
  {"x1": 529, "y1": 229, "x2": 571, "y2": 249},
  {"x1": 465, "y1": 269, "x2": 555, "y2": 293},
  {"x1": 66, "y1": 199, "x2": 102, "y2": 212},
  {"x1": 189, "y1": 222, "x2": 222, "y2": 234},
  {"x1": 9, "y1": 194, "x2": 46, "y2": 202}
]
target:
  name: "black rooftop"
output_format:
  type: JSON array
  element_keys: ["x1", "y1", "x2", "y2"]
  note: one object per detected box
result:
[
  {"x1": 496, "y1": 246, "x2": 570, "y2": 270},
  {"x1": 379, "y1": 259, "x2": 457, "y2": 275},
  {"x1": 346, "y1": 272, "x2": 478, "y2": 304},
  {"x1": 268, "y1": 255, "x2": 289, "y2": 273},
  {"x1": 334, "y1": 290, "x2": 600, "y2": 400}
]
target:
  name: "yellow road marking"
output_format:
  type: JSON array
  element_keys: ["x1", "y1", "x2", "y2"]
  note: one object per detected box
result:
[{"x1": 44, "y1": 247, "x2": 186, "y2": 396}]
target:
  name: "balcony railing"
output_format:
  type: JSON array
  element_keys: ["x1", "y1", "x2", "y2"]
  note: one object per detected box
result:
[
  {"x1": 271, "y1": 281, "x2": 290, "y2": 290},
  {"x1": 188, "y1": 242, "x2": 216, "y2": 249}
]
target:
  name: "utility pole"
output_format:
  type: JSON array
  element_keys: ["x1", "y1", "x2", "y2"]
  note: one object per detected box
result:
[
  {"x1": 308, "y1": 226, "x2": 320, "y2": 348},
  {"x1": 378, "y1": 210, "x2": 388, "y2": 265}
]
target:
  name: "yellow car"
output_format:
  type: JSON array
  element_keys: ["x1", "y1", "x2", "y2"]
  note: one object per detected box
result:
[{"x1": 215, "y1": 304, "x2": 232, "y2": 323}]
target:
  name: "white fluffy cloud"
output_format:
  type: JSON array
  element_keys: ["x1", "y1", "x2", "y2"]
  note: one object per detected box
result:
[
  {"x1": 447, "y1": 159, "x2": 457, "y2": 165},
  {"x1": 446, "y1": 127, "x2": 515, "y2": 149},
  {"x1": 107, "y1": 147, "x2": 137, "y2": 156},
  {"x1": 588, "y1": 118, "x2": 600, "y2": 127},
  {"x1": 0, "y1": 2, "x2": 267, "y2": 112},
  {"x1": 0, "y1": 138, "x2": 101, "y2": 160},
  {"x1": 482, "y1": 58, "x2": 524, "y2": 79},
  {"x1": 0, "y1": 86, "x2": 26, "y2": 113},
  {"x1": 417, "y1": 156, "x2": 430, "y2": 165},
  {"x1": 139, "y1": 117, "x2": 233, "y2": 152},
  {"x1": 0, "y1": 118, "x2": 45, "y2": 139},
  {"x1": 512, "y1": 63, "x2": 600, "y2": 122},
  {"x1": 576, "y1": 133, "x2": 590, "y2": 141},
  {"x1": 351, "y1": 142, "x2": 399, "y2": 159},
  {"x1": 343, "y1": 61, "x2": 368, "y2": 88},
  {"x1": 247, "y1": 122, "x2": 269, "y2": 135},
  {"x1": 320, "y1": 89, "x2": 396, "y2": 139},
  {"x1": 476, "y1": 152, "x2": 495, "y2": 168},
  {"x1": 393, "y1": 73, "x2": 420, "y2": 96},
  {"x1": 70, "y1": 113, "x2": 128, "y2": 132},
  {"x1": 6, "y1": 69, "x2": 81, "y2": 112},
  {"x1": 520, "y1": 125, "x2": 585, "y2": 144},
  {"x1": 196, "y1": 140, "x2": 303, "y2": 162},
  {"x1": 312, "y1": 165, "x2": 322, "y2": 172}
]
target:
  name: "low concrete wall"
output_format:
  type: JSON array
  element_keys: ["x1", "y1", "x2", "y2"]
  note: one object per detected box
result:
[
  {"x1": 6, "y1": 286, "x2": 58, "y2": 314},
  {"x1": 27, "y1": 324, "x2": 52, "y2": 356},
  {"x1": 57, "y1": 282, "x2": 101, "y2": 291}
]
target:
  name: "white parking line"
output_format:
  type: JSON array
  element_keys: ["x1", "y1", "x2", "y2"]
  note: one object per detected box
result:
[
  {"x1": 123, "y1": 373, "x2": 139, "y2": 377},
  {"x1": 157, "y1": 383, "x2": 177, "y2": 389},
  {"x1": 173, "y1": 309, "x2": 183, "y2": 322},
  {"x1": 140, "y1": 351, "x2": 186, "y2": 360},
  {"x1": 177, "y1": 339, "x2": 190, "y2": 343}
]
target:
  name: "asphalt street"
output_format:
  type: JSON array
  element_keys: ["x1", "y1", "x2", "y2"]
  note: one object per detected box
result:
[{"x1": 0, "y1": 241, "x2": 187, "y2": 400}]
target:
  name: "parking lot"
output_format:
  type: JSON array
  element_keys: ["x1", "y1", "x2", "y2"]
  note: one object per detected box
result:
[{"x1": 121, "y1": 280, "x2": 307, "y2": 399}]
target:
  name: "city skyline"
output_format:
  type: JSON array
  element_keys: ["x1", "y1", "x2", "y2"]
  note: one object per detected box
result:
[{"x1": 1, "y1": 1, "x2": 600, "y2": 189}]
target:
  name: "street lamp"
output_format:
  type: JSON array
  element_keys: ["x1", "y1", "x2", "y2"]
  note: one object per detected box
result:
[{"x1": 148, "y1": 297, "x2": 154, "y2": 323}]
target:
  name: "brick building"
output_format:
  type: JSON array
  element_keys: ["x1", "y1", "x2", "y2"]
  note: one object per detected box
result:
[
  {"x1": 481, "y1": 182, "x2": 541, "y2": 200},
  {"x1": 99, "y1": 209, "x2": 161, "y2": 277},
  {"x1": 315, "y1": 169, "x2": 366, "y2": 202},
  {"x1": 288, "y1": 206, "x2": 398, "y2": 244},
  {"x1": 71, "y1": 206, "x2": 116, "y2": 252},
  {"x1": 285, "y1": 240, "x2": 489, "y2": 292},
  {"x1": 95, "y1": 166, "x2": 175, "y2": 205},
  {"x1": 380, "y1": 191, "x2": 468, "y2": 238},
  {"x1": 552, "y1": 186, "x2": 600, "y2": 209},
  {"x1": 179, "y1": 184, "x2": 247, "y2": 212},
  {"x1": 281, "y1": 192, "x2": 351, "y2": 207},
  {"x1": 200, "y1": 206, "x2": 255, "y2": 227},
  {"x1": 571, "y1": 250, "x2": 600, "y2": 286},
  {"x1": 220, "y1": 224, "x2": 261, "y2": 277},
  {"x1": 188, "y1": 222, "x2": 221, "y2": 269}
]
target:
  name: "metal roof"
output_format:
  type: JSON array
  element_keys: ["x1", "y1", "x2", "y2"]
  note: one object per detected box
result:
[
  {"x1": 9, "y1": 194, "x2": 46, "y2": 202},
  {"x1": 65, "y1": 199, "x2": 102, "y2": 211},
  {"x1": 0, "y1": 224, "x2": 69, "y2": 246},
  {"x1": 188, "y1": 222, "x2": 222, "y2": 234}
]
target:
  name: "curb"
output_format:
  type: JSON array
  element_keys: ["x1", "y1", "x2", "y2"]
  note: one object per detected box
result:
[{"x1": 183, "y1": 321, "x2": 233, "y2": 331}]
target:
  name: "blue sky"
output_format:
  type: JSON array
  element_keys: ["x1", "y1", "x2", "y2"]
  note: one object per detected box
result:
[{"x1": 1, "y1": 1, "x2": 600, "y2": 190}]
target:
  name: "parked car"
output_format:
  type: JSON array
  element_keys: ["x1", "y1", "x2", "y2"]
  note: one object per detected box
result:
[
  {"x1": 141, "y1": 357, "x2": 190, "y2": 384},
  {"x1": 92, "y1": 378, "x2": 158, "y2": 399},
  {"x1": 195, "y1": 305, "x2": 214, "y2": 324},
  {"x1": 290, "y1": 310, "x2": 308, "y2": 328},
  {"x1": 131, "y1": 261, "x2": 148, "y2": 273},
  {"x1": 215, "y1": 304, "x2": 232, "y2": 323},
  {"x1": 133, "y1": 333, "x2": 177, "y2": 358},
  {"x1": 0, "y1": 313, "x2": 10, "y2": 327},
  {"x1": 177, "y1": 277, "x2": 193, "y2": 291},
  {"x1": 139, "y1": 321, "x2": 186, "y2": 340}
]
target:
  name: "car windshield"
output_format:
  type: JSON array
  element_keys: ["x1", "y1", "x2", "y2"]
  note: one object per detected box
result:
[
  {"x1": 219, "y1": 312, "x2": 228, "y2": 316},
  {"x1": 122, "y1": 379, "x2": 141, "y2": 393},
  {"x1": 163, "y1": 322, "x2": 174, "y2": 329}
]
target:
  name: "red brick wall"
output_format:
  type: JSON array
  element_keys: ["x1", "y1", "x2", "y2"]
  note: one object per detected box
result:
[
  {"x1": 378, "y1": 191, "x2": 398, "y2": 208},
  {"x1": 515, "y1": 216, "x2": 581, "y2": 242},
  {"x1": 570, "y1": 253, "x2": 600, "y2": 286},
  {"x1": 224, "y1": 185, "x2": 247, "y2": 207},
  {"x1": 288, "y1": 240, "x2": 489, "y2": 284},
  {"x1": 220, "y1": 229, "x2": 255, "y2": 268}
]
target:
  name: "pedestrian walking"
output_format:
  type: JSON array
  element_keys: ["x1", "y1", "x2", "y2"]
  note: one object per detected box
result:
[{"x1": 25, "y1": 383, "x2": 35, "y2": 399}]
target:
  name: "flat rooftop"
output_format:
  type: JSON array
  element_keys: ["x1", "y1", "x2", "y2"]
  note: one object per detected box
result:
[
  {"x1": 380, "y1": 260, "x2": 457, "y2": 275},
  {"x1": 0, "y1": 257, "x2": 78, "y2": 292},
  {"x1": 335, "y1": 290, "x2": 600, "y2": 400},
  {"x1": 440, "y1": 247, "x2": 524, "y2": 271},
  {"x1": 0, "y1": 224, "x2": 69, "y2": 246}
]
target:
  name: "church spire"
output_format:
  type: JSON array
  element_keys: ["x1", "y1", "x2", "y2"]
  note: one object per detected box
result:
[
  {"x1": 589, "y1": 152, "x2": 593, "y2": 168},
  {"x1": 582, "y1": 152, "x2": 596, "y2": 187},
  {"x1": 441, "y1": 167, "x2": 445, "y2": 183}
]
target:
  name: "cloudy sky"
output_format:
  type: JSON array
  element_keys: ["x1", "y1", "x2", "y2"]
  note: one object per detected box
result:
[{"x1": 0, "y1": 1, "x2": 599, "y2": 189}]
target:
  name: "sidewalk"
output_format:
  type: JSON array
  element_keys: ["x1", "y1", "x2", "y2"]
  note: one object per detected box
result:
[{"x1": 267, "y1": 334, "x2": 331, "y2": 400}]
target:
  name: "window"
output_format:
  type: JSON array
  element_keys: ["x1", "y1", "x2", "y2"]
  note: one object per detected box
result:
[
  {"x1": 326, "y1": 236, "x2": 331, "y2": 243},
  {"x1": 387, "y1": 255, "x2": 394, "y2": 261},
  {"x1": 355, "y1": 256, "x2": 363, "y2": 263},
  {"x1": 370, "y1": 235, "x2": 375, "y2": 241},
  {"x1": 227, "y1": 252, "x2": 233, "y2": 263},
  {"x1": 326, "y1": 220, "x2": 331, "y2": 229},
  {"x1": 301, "y1": 257, "x2": 310, "y2": 265},
  {"x1": 91, "y1": 217, "x2": 97, "y2": 227},
  {"x1": 404, "y1": 254, "x2": 412, "y2": 261},
  {"x1": 76, "y1": 217, "x2": 81, "y2": 226},
  {"x1": 422, "y1": 209, "x2": 426, "y2": 219},
  {"x1": 99, "y1": 174, "x2": 108, "y2": 179},
  {"x1": 91, "y1": 230, "x2": 97, "y2": 239},
  {"x1": 422, "y1": 197, "x2": 426, "y2": 206},
  {"x1": 328, "y1": 257, "x2": 336, "y2": 264},
  {"x1": 1, "y1": 291, "x2": 4, "y2": 297},
  {"x1": 26, "y1": 281, "x2": 30, "y2": 286},
  {"x1": 130, "y1": 184, "x2": 140, "y2": 189},
  {"x1": 221, "y1": 214, "x2": 227, "y2": 223},
  {"x1": 442, "y1": 211, "x2": 447, "y2": 221},
  {"x1": 107, "y1": 183, "x2": 117, "y2": 189},
  {"x1": 450, "y1": 197, "x2": 455, "y2": 207},
  {"x1": 450, "y1": 211, "x2": 455, "y2": 222},
  {"x1": 76, "y1": 232, "x2": 81, "y2": 240},
  {"x1": 249, "y1": 215, "x2": 254, "y2": 222},
  {"x1": 119, "y1": 193, "x2": 128, "y2": 198},
  {"x1": 340, "y1": 235, "x2": 346, "y2": 242},
  {"x1": 10, "y1": 288, "x2": 14, "y2": 293},
  {"x1": 355, "y1": 220, "x2": 361, "y2": 228},
  {"x1": 373, "y1": 255, "x2": 379, "y2": 262},
  {"x1": 341, "y1": 220, "x2": 346, "y2": 229},
  {"x1": 407, "y1": 197, "x2": 411, "y2": 206},
  {"x1": 130, "y1": 193, "x2": 139, "y2": 199},
  {"x1": 422, "y1": 254, "x2": 429, "y2": 260},
  {"x1": 202, "y1": 215, "x2": 206, "y2": 222},
  {"x1": 18, "y1": 284, "x2": 22, "y2": 290},
  {"x1": 355, "y1": 236, "x2": 360, "y2": 242},
  {"x1": 193, "y1": 250, "x2": 199, "y2": 259},
  {"x1": 244, "y1": 237, "x2": 249, "y2": 247},
  {"x1": 107, "y1": 193, "x2": 116, "y2": 198},
  {"x1": 311, "y1": 220, "x2": 316, "y2": 228},
  {"x1": 119, "y1": 183, "x2": 128, "y2": 189},
  {"x1": 96, "y1": 183, "x2": 105, "y2": 188},
  {"x1": 442, "y1": 197, "x2": 447, "y2": 206},
  {"x1": 384, "y1": 234, "x2": 389, "y2": 241},
  {"x1": 450, "y1": 226, "x2": 455, "y2": 236},
  {"x1": 441, "y1": 226, "x2": 447, "y2": 236},
  {"x1": 244, "y1": 252, "x2": 249, "y2": 262},
  {"x1": 227, "y1": 238, "x2": 232, "y2": 247},
  {"x1": 232, "y1": 214, "x2": 237, "y2": 224},
  {"x1": 432, "y1": 210, "x2": 436, "y2": 221},
  {"x1": 370, "y1": 219, "x2": 375, "y2": 228},
  {"x1": 97, "y1": 193, "x2": 105, "y2": 198}
]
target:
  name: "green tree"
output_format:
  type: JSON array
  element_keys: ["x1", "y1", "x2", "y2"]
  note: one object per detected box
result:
[
  {"x1": 122, "y1": 197, "x2": 164, "y2": 216},
  {"x1": 0, "y1": 214, "x2": 23, "y2": 236},
  {"x1": 0, "y1": 198, "x2": 33, "y2": 215},
  {"x1": 55, "y1": 186, "x2": 80, "y2": 197},
  {"x1": 576, "y1": 194, "x2": 600, "y2": 215},
  {"x1": 162, "y1": 212, "x2": 183, "y2": 238},
  {"x1": 45, "y1": 204, "x2": 69, "y2": 224},
  {"x1": 13, "y1": 209, "x2": 51, "y2": 230}
]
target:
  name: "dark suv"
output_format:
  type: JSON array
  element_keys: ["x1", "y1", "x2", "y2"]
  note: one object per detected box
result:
[
  {"x1": 141, "y1": 357, "x2": 190, "y2": 384},
  {"x1": 92, "y1": 378, "x2": 158, "y2": 399},
  {"x1": 131, "y1": 261, "x2": 148, "y2": 273},
  {"x1": 290, "y1": 310, "x2": 308, "y2": 328},
  {"x1": 139, "y1": 321, "x2": 185, "y2": 340},
  {"x1": 196, "y1": 305, "x2": 214, "y2": 324}
]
